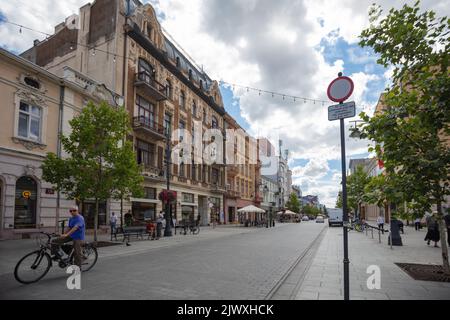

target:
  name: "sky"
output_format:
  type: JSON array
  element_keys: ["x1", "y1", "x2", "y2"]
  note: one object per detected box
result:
[{"x1": 0, "y1": 0, "x2": 448, "y2": 207}]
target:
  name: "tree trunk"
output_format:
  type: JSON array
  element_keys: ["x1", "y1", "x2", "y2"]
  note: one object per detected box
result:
[
  {"x1": 120, "y1": 196, "x2": 124, "y2": 227},
  {"x1": 94, "y1": 197, "x2": 99, "y2": 242},
  {"x1": 437, "y1": 201, "x2": 450, "y2": 274}
]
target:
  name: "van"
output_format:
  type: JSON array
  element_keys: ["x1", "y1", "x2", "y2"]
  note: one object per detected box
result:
[{"x1": 327, "y1": 208, "x2": 343, "y2": 227}]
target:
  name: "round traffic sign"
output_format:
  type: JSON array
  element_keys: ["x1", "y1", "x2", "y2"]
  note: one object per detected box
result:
[{"x1": 327, "y1": 76, "x2": 354, "y2": 103}]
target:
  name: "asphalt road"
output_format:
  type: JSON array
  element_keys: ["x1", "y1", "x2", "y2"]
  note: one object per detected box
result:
[{"x1": 0, "y1": 222, "x2": 326, "y2": 300}]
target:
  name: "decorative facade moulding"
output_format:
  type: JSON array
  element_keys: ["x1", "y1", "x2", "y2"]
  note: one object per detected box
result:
[
  {"x1": 15, "y1": 88, "x2": 47, "y2": 108},
  {"x1": 11, "y1": 137, "x2": 47, "y2": 151}
]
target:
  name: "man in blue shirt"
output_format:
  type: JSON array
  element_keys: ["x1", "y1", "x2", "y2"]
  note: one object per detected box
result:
[{"x1": 52, "y1": 205, "x2": 85, "y2": 267}]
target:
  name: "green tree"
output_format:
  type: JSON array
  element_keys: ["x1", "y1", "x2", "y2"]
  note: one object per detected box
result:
[
  {"x1": 286, "y1": 193, "x2": 301, "y2": 213},
  {"x1": 336, "y1": 191, "x2": 343, "y2": 209},
  {"x1": 347, "y1": 166, "x2": 371, "y2": 218},
  {"x1": 356, "y1": 1, "x2": 450, "y2": 272},
  {"x1": 42, "y1": 101, "x2": 143, "y2": 241}
]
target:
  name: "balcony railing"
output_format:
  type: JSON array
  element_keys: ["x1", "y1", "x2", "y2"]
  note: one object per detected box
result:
[
  {"x1": 226, "y1": 165, "x2": 239, "y2": 176},
  {"x1": 132, "y1": 116, "x2": 166, "y2": 140},
  {"x1": 134, "y1": 72, "x2": 168, "y2": 101},
  {"x1": 226, "y1": 186, "x2": 240, "y2": 198},
  {"x1": 140, "y1": 164, "x2": 165, "y2": 180},
  {"x1": 211, "y1": 183, "x2": 226, "y2": 194}
]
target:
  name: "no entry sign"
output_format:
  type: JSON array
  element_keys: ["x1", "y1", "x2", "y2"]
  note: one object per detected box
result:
[{"x1": 327, "y1": 76, "x2": 354, "y2": 103}]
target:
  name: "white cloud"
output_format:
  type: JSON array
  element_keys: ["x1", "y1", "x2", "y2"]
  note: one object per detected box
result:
[{"x1": 1, "y1": 0, "x2": 447, "y2": 207}]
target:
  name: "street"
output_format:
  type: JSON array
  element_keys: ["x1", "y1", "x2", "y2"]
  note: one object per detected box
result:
[{"x1": 0, "y1": 223, "x2": 326, "y2": 300}]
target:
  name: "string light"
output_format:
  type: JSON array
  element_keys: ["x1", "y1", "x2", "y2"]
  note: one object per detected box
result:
[{"x1": 4, "y1": 18, "x2": 331, "y2": 105}]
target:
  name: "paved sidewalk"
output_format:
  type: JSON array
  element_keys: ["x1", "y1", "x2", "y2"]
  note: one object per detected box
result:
[
  {"x1": 0, "y1": 224, "x2": 288, "y2": 276},
  {"x1": 295, "y1": 225, "x2": 450, "y2": 300}
]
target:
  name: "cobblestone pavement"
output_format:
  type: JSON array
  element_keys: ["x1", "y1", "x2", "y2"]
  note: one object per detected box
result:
[
  {"x1": 295, "y1": 225, "x2": 450, "y2": 300},
  {"x1": 0, "y1": 222, "x2": 325, "y2": 299}
]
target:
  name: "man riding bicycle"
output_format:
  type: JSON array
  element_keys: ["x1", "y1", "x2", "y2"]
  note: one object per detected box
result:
[{"x1": 51, "y1": 205, "x2": 85, "y2": 267}]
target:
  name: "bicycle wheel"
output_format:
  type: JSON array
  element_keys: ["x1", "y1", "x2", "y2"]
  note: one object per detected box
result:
[
  {"x1": 14, "y1": 250, "x2": 51, "y2": 284},
  {"x1": 79, "y1": 244, "x2": 98, "y2": 272},
  {"x1": 192, "y1": 226, "x2": 200, "y2": 235}
]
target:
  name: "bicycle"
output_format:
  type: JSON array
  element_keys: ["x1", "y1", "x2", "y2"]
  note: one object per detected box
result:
[
  {"x1": 14, "y1": 232, "x2": 98, "y2": 284},
  {"x1": 180, "y1": 222, "x2": 200, "y2": 235},
  {"x1": 348, "y1": 220, "x2": 365, "y2": 232}
]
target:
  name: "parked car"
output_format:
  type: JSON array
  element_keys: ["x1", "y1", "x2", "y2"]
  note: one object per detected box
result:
[
  {"x1": 316, "y1": 215, "x2": 325, "y2": 223},
  {"x1": 302, "y1": 216, "x2": 310, "y2": 221}
]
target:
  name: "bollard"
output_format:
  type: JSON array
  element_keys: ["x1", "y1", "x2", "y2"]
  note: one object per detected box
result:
[
  {"x1": 366, "y1": 225, "x2": 368, "y2": 236},
  {"x1": 371, "y1": 228, "x2": 374, "y2": 239},
  {"x1": 389, "y1": 231, "x2": 393, "y2": 249},
  {"x1": 378, "y1": 228, "x2": 381, "y2": 243}
]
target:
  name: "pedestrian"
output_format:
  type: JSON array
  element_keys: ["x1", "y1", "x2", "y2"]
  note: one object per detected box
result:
[
  {"x1": 110, "y1": 212, "x2": 117, "y2": 239},
  {"x1": 414, "y1": 217, "x2": 421, "y2": 231},
  {"x1": 424, "y1": 214, "x2": 440, "y2": 247},
  {"x1": 377, "y1": 214, "x2": 385, "y2": 234},
  {"x1": 51, "y1": 205, "x2": 85, "y2": 268},
  {"x1": 156, "y1": 211, "x2": 164, "y2": 239},
  {"x1": 444, "y1": 212, "x2": 450, "y2": 247}
]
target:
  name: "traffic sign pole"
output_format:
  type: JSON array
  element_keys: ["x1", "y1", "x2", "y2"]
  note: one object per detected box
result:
[
  {"x1": 327, "y1": 72, "x2": 353, "y2": 301},
  {"x1": 340, "y1": 111, "x2": 350, "y2": 301}
]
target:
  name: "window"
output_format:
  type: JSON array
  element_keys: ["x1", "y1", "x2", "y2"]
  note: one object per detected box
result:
[
  {"x1": 138, "y1": 58, "x2": 155, "y2": 82},
  {"x1": 164, "y1": 113, "x2": 172, "y2": 136},
  {"x1": 176, "y1": 57, "x2": 180, "y2": 67},
  {"x1": 179, "y1": 91, "x2": 186, "y2": 109},
  {"x1": 136, "y1": 95, "x2": 155, "y2": 127},
  {"x1": 24, "y1": 77, "x2": 40, "y2": 89},
  {"x1": 188, "y1": 69, "x2": 193, "y2": 80},
  {"x1": 191, "y1": 160, "x2": 196, "y2": 181},
  {"x1": 136, "y1": 139, "x2": 155, "y2": 167},
  {"x1": 180, "y1": 162, "x2": 185, "y2": 177},
  {"x1": 192, "y1": 101, "x2": 197, "y2": 117},
  {"x1": 212, "y1": 168, "x2": 219, "y2": 185},
  {"x1": 182, "y1": 193, "x2": 194, "y2": 203},
  {"x1": 14, "y1": 176, "x2": 37, "y2": 229},
  {"x1": 179, "y1": 120, "x2": 185, "y2": 141},
  {"x1": 199, "y1": 80, "x2": 203, "y2": 90},
  {"x1": 165, "y1": 79, "x2": 172, "y2": 100},
  {"x1": 144, "y1": 187, "x2": 156, "y2": 199},
  {"x1": 203, "y1": 109, "x2": 207, "y2": 124},
  {"x1": 211, "y1": 116, "x2": 218, "y2": 129},
  {"x1": 18, "y1": 102, "x2": 41, "y2": 141}
]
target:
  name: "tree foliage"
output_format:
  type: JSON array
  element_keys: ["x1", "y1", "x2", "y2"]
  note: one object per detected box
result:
[
  {"x1": 42, "y1": 101, "x2": 143, "y2": 241},
  {"x1": 355, "y1": 1, "x2": 450, "y2": 272},
  {"x1": 286, "y1": 193, "x2": 301, "y2": 213}
]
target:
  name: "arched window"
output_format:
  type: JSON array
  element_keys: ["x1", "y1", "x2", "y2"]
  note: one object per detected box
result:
[{"x1": 14, "y1": 176, "x2": 38, "y2": 229}]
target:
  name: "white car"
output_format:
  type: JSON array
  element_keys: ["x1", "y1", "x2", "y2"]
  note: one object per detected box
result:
[
  {"x1": 302, "y1": 216, "x2": 310, "y2": 221},
  {"x1": 316, "y1": 215, "x2": 325, "y2": 223}
]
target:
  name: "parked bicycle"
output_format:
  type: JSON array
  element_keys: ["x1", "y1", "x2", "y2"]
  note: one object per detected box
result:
[
  {"x1": 347, "y1": 219, "x2": 365, "y2": 232},
  {"x1": 14, "y1": 232, "x2": 98, "y2": 284},
  {"x1": 180, "y1": 221, "x2": 200, "y2": 235}
]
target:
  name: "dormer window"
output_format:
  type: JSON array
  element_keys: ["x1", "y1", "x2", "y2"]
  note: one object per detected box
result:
[
  {"x1": 24, "y1": 77, "x2": 40, "y2": 90},
  {"x1": 212, "y1": 116, "x2": 218, "y2": 129},
  {"x1": 188, "y1": 69, "x2": 193, "y2": 80},
  {"x1": 146, "y1": 23, "x2": 152, "y2": 39},
  {"x1": 199, "y1": 80, "x2": 203, "y2": 90},
  {"x1": 176, "y1": 57, "x2": 180, "y2": 68}
]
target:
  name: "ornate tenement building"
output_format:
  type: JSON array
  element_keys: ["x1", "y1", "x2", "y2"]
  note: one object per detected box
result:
[
  {"x1": 0, "y1": 48, "x2": 123, "y2": 239},
  {"x1": 21, "y1": 0, "x2": 231, "y2": 226}
]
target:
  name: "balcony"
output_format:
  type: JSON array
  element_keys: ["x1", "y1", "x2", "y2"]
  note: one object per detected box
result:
[
  {"x1": 134, "y1": 72, "x2": 168, "y2": 101},
  {"x1": 226, "y1": 186, "x2": 240, "y2": 198},
  {"x1": 140, "y1": 164, "x2": 165, "y2": 181},
  {"x1": 132, "y1": 116, "x2": 166, "y2": 141},
  {"x1": 226, "y1": 165, "x2": 239, "y2": 177},
  {"x1": 211, "y1": 183, "x2": 227, "y2": 194}
]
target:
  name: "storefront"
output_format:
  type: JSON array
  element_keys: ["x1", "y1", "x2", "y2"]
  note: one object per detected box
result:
[
  {"x1": 14, "y1": 176, "x2": 38, "y2": 229},
  {"x1": 132, "y1": 187, "x2": 158, "y2": 223}
]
